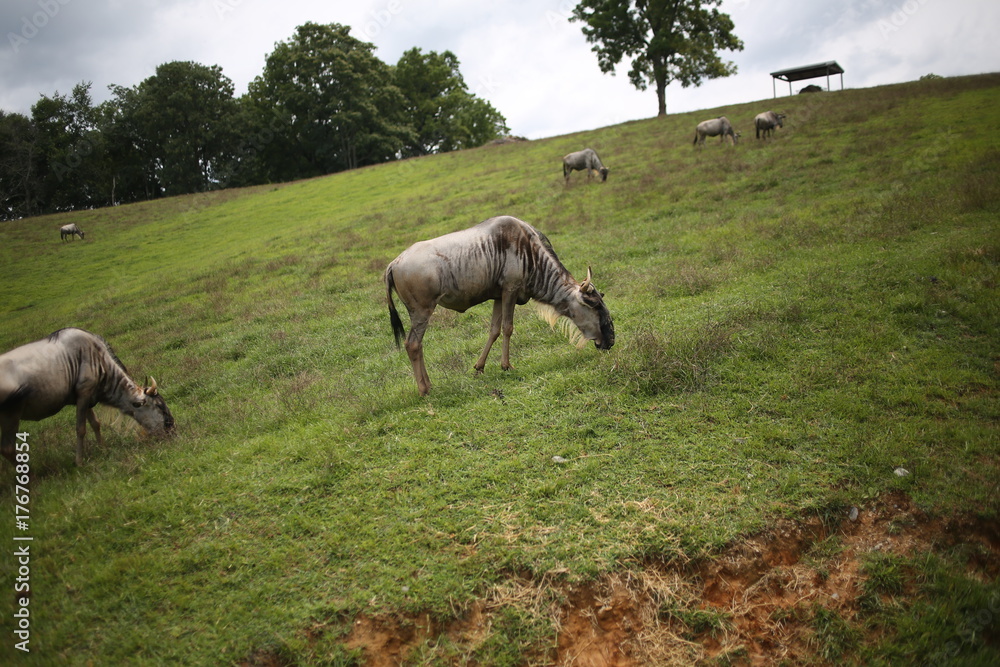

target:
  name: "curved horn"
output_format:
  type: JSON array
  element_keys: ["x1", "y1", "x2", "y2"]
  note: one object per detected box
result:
[
  {"x1": 580, "y1": 267, "x2": 594, "y2": 293},
  {"x1": 146, "y1": 376, "x2": 158, "y2": 395}
]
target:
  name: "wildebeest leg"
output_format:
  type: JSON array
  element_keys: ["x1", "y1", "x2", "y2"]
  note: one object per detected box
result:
[
  {"x1": 405, "y1": 311, "x2": 433, "y2": 395},
  {"x1": 498, "y1": 293, "x2": 518, "y2": 371},
  {"x1": 0, "y1": 414, "x2": 19, "y2": 464},
  {"x1": 86, "y1": 407, "x2": 103, "y2": 455},
  {"x1": 74, "y1": 401, "x2": 93, "y2": 466},
  {"x1": 475, "y1": 300, "x2": 503, "y2": 373}
]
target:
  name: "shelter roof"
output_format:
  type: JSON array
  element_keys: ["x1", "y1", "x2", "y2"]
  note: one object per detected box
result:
[{"x1": 770, "y1": 61, "x2": 845, "y2": 83}]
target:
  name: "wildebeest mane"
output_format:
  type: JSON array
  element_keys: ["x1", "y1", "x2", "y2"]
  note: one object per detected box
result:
[{"x1": 46, "y1": 328, "x2": 131, "y2": 377}]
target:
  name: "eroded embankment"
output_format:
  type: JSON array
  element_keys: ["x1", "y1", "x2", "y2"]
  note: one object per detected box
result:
[{"x1": 247, "y1": 492, "x2": 999, "y2": 666}]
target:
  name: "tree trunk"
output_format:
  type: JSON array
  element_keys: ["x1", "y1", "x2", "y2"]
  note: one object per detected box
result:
[{"x1": 654, "y1": 59, "x2": 668, "y2": 116}]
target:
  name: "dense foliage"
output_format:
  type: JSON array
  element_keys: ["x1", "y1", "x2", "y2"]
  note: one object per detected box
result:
[{"x1": 0, "y1": 22, "x2": 508, "y2": 221}]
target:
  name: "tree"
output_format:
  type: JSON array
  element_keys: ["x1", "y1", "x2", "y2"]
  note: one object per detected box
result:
[
  {"x1": 130, "y1": 61, "x2": 240, "y2": 196},
  {"x1": 102, "y1": 83, "x2": 154, "y2": 204},
  {"x1": 0, "y1": 111, "x2": 37, "y2": 220},
  {"x1": 30, "y1": 82, "x2": 112, "y2": 212},
  {"x1": 571, "y1": 0, "x2": 743, "y2": 116},
  {"x1": 394, "y1": 48, "x2": 508, "y2": 157},
  {"x1": 457, "y1": 96, "x2": 510, "y2": 150},
  {"x1": 249, "y1": 22, "x2": 412, "y2": 178}
]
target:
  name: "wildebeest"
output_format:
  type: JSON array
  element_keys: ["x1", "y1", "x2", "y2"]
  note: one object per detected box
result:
[
  {"x1": 60, "y1": 223, "x2": 85, "y2": 241},
  {"x1": 0, "y1": 328, "x2": 174, "y2": 466},
  {"x1": 693, "y1": 117, "x2": 739, "y2": 146},
  {"x1": 563, "y1": 148, "x2": 609, "y2": 182},
  {"x1": 754, "y1": 111, "x2": 786, "y2": 139},
  {"x1": 384, "y1": 215, "x2": 615, "y2": 395}
]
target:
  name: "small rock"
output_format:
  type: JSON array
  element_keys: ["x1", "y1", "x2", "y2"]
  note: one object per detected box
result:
[
  {"x1": 894, "y1": 467, "x2": 910, "y2": 477},
  {"x1": 849, "y1": 506, "x2": 859, "y2": 522},
  {"x1": 552, "y1": 456, "x2": 568, "y2": 464}
]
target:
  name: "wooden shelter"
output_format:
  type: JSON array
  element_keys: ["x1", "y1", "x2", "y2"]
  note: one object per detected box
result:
[{"x1": 770, "y1": 61, "x2": 844, "y2": 96}]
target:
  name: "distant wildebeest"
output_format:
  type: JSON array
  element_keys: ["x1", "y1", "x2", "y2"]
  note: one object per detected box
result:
[
  {"x1": 563, "y1": 148, "x2": 609, "y2": 182},
  {"x1": 693, "y1": 116, "x2": 739, "y2": 146},
  {"x1": 384, "y1": 215, "x2": 615, "y2": 395},
  {"x1": 60, "y1": 223, "x2": 84, "y2": 241},
  {"x1": 755, "y1": 111, "x2": 786, "y2": 139},
  {"x1": 0, "y1": 328, "x2": 175, "y2": 466}
]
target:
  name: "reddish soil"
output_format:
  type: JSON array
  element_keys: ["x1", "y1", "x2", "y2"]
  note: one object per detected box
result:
[{"x1": 247, "y1": 493, "x2": 999, "y2": 666}]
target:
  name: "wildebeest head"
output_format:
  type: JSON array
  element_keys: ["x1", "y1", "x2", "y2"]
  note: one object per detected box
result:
[
  {"x1": 599, "y1": 167, "x2": 609, "y2": 182},
  {"x1": 122, "y1": 377, "x2": 175, "y2": 436},
  {"x1": 565, "y1": 268, "x2": 615, "y2": 350}
]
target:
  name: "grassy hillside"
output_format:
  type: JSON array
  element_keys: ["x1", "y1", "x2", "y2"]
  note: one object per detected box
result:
[{"x1": 1, "y1": 74, "x2": 998, "y2": 665}]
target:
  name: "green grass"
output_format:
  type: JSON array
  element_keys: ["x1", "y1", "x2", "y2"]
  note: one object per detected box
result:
[
  {"x1": 1, "y1": 74, "x2": 998, "y2": 665},
  {"x1": 860, "y1": 551, "x2": 1000, "y2": 666}
]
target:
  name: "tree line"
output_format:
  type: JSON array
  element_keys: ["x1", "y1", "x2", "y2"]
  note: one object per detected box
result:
[{"x1": 0, "y1": 22, "x2": 509, "y2": 221}]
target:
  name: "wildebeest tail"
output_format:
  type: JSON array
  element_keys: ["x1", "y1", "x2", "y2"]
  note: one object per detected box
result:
[{"x1": 385, "y1": 267, "x2": 406, "y2": 348}]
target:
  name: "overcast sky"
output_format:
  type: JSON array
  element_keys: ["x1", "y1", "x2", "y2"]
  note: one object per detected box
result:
[{"x1": 2, "y1": 0, "x2": 998, "y2": 140}]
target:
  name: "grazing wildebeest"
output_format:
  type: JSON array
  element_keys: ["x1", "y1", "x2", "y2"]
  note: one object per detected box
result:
[
  {"x1": 0, "y1": 328, "x2": 175, "y2": 466},
  {"x1": 754, "y1": 111, "x2": 786, "y2": 139},
  {"x1": 693, "y1": 116, "x2": 739, "y2": 146},
  {"x1": 384, "y1": 215, "x2": 615, "y2": 395},
  {"x1": 60, "y1": 223, "x2": 85, "y2": 241},
  {"x1": 563, "y1": 148, "x2": 609, "y2": 182}
]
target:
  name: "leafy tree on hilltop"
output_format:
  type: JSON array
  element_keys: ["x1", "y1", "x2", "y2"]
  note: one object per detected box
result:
[
  {"x1": 0, "y1": 111, "x2": 37, "y2": 219},
  {"x1": 131, "y1": 62, "x2": 240, "y2": 196},
  {"x1": 394, "y1": 48, "x2": 508, "y2": 157},
  {"x1": 249, "y1": 22, "x2": 413, "y2": 178},
  {"x1": 31, "y1": 82, "x2": 112, "y2": 211},
  {"x1": 571, "y1": 0, "x2": 743, "y2": 116},
  {"x1": 0, "y1": 21, "x2": 513, "y2": 217}
]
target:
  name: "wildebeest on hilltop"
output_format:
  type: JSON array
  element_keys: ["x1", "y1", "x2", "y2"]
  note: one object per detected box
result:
[
  {"x1": 60, "y1": 223, "x2": 84, "y2": 241},
  {"x1": 694, "y1": 116, "x2": 739, "y2": 146},
  {"x1": 562, "y1": 148, "x2": 609, "y2": 182},
  {"x1": 384, "y1": 216, "x2": 615, "y2": 395},
  {"x1": 0, "y1": 328, "x2": 175, "y2": 466},
  {"x1": 755, "y1": 111, "x2": 786, "y2": 139}
]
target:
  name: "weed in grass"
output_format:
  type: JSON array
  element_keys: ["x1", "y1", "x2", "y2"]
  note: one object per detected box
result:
[
  {"x1": 614, "y1": 315, "x2": 735, "y2": 395},
  {"x1": 472, "y1": 605, "x2": 553, "y2": 667},
  {"x1": 861, "y1": 551, "x2": 1000, "y2": 665},
  {"x1": 805, "y1": 534, "x2": 844, "y2": 566},
  {"x1": 810, "y1": 605, "x2": 861, "y2": 661},
  {"x1": 859, "y1": 552, "x2": 908, "y2": 613},
  {"x1": 959, "y1": 150, "x2": 1000, "y2": 213},
  {"x1": 658, "y1": 601, "x2": 732, "y2": 639}
]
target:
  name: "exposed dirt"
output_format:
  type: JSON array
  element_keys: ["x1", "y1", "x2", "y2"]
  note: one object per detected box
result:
[{"x1": 246, "y1": 493, "x2": 999, "y2": 666}]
